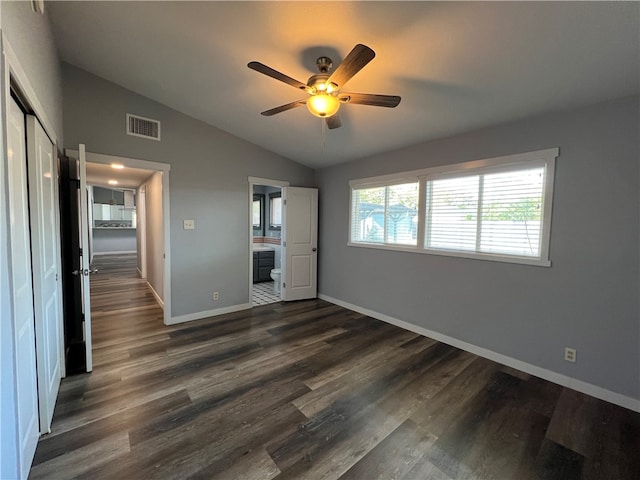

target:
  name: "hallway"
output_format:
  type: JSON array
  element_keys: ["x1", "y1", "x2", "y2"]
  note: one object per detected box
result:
[{"x1": 89, "y1": 254, "x2": 163, "y2": 367}]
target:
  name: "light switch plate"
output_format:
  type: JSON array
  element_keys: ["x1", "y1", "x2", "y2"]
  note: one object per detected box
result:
[{"x1": 183, "y1": 219, "x2": 195, "y2": 230}]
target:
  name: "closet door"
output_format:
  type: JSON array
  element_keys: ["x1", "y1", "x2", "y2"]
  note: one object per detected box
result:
[
  {"x1": 8, "y1": 97, "x2": 40, "y2": 478},
  {"x1": 27, "y1": 114, "x2": 63, "y2": 434}
]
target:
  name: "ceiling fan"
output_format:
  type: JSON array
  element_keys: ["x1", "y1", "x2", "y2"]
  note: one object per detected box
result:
[{"x1": 247, "y1": 44, "x2": 401, "y2": 129}]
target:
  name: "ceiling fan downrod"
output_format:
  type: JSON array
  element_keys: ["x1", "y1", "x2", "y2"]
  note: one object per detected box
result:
[{"x1": 316, "y1": 56, "x2": 333, "y2": 73}]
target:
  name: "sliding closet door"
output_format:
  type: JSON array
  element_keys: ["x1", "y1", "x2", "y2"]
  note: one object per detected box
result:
[
  {"x1": 7, "y1": 97, "x2": 40, "y2": 478},
  {"x1": 26, "y1": 114, "x2": 63, "y2": 434}
]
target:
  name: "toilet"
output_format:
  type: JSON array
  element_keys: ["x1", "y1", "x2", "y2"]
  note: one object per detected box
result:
[{"x1": 270, "y1": 268, "x2": 281, "y2": 294}]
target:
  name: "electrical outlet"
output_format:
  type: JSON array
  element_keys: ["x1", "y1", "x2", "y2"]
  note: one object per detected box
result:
[
  {"x1": 564, "y1": 347, "x2": 576, "y2": 363},
  {"x1": 213, "y1": 291, "x2": 219, "y2": 301},
  {"x1": 183, "y1": 219, "x2": 195, "y2": 230}
]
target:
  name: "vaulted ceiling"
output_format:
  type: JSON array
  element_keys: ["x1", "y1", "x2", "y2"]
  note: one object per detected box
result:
[{"x1": 48, "y1": 1, "x2": 639, "y2": 169}]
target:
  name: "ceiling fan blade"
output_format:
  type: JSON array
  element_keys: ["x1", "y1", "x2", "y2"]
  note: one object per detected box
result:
[
  {"x1": 261, "y1": 99, "x2": 307, "y2": 116},
  {"x1": 326, "y1": 114, "x2": 341, "y2": 130},
  {"x1": 339, "y1": 92, "x2": 401, "y2": 108},
  {"x1": 248, "y1": 61, "x2": 308, "y2": 91},
  {"x1": 327, "y1": 44, "x2": 376, "y2": 89}
]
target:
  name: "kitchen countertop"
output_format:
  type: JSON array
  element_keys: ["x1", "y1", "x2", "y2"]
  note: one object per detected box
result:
[{"x1": 253, "y1": 245, "x2": 275, "y2": 252}]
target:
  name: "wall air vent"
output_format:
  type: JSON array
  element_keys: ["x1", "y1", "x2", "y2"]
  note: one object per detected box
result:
[{"x1": 126, "y1": 113, "x2": 161, "y2": 141}]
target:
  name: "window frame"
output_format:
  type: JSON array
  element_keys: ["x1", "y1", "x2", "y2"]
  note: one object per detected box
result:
[
  {"x1": 252, "y1": 194, "x2": 264, "y2": 233},
  {"x1": 348, "y1": 148, "x2": 558, "y2": 267},
  {"x1": 269, "y1": 192, "x2": 282, "y2": 230},
  {"x1": 349, "y1": 180, "x2": 420, "y2": 249}
]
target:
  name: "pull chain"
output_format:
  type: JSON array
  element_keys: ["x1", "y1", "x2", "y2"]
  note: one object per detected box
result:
[{"x1": 321, "y1": 118, "x2": 327, "y2": 152}]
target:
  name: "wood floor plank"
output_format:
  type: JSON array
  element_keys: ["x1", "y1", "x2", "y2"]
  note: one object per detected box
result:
[
  {"x1": 340, "y1": 419, "x2": 438, "y2": 480},
  {"x1": 28, "y1": 253, "x2": 640, "y2": 480},
  {"x1": 210, "y1": 447, "x2": 281, "y2": 480},
  {"x1": 29, "y1": 431, "x2": 130, "y2": 480}
]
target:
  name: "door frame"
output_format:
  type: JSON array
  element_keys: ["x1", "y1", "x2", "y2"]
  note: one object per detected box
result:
[
  {"x1": 66, "y1": 150, "x2": 172, "y2": 325},
  {"x1": 247, "y1": 177, "x2": 289, "y2": 305},
  {"x1": 137, "y1": 185, "x2": 147, "y2": 279}
]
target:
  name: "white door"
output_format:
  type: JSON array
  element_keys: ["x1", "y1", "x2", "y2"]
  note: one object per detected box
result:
[
  {"x1": 26, "y1": 115, "x2": 63, "y2": 434},
  {"x1": 78, "y1": 144, "x2": 93, "y2": 372},
  {"x1": 8, "y1": 98, "x2": 40, "y2": 477},
  {"x1": 281, "y1": 187, "x2": 318, "y2": 301}
]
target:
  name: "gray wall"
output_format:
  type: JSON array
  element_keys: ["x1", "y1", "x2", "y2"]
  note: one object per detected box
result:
[
  {"x1": 93, "y1": 229, "x2": 137, "y2": 254},
  {"x1": 315, "y1": 95, "x2": 639, "y2": 400},
  {"x1": 1, "y1": 4, "x2": 64, "y2": 479},
  {"x1": 62, "y1": 63, "x2": 315, "y2": 318},
  {"x1": 1, "y1": 1, "x2": 63, "y2": 141}
]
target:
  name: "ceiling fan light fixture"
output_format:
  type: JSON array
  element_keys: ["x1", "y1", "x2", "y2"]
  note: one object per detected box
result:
[{"x1": 307, "y1": 93, "x2": 340, "y2": 118}]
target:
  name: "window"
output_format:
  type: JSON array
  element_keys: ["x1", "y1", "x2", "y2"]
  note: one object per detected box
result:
[
  {"x1": 252, "y1": 194, "x2": 264, "y2": 231},
  {"x1": 269, "y1": 192, "x2": 282, "y2": 230},
  {"x1": 351, "y1": 182, "x2": 418, "y2": 246},
  {"x1": 349, "y1": 148, "x2": 557, "y2": 266},
  {"x1": 426, "y1": 166, "x2": 545, "y2": 257}
]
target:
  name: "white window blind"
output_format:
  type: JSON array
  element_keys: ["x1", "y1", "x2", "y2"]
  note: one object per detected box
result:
[
  {"x1": 426, "y1": 167, "x2": 545, "y2": 257},
  {"x1": 270, "y1": 196, "x2": 282, "y2": 227},
  {"x1": 252, "y1": 200, "x2": 261, "y2": 227},
  {"x1": 351, "y1": 182, "x2": 418, "y2": 246},
  {"x1": 426, "y1": 175, "x2": 479, "y2": 252}
]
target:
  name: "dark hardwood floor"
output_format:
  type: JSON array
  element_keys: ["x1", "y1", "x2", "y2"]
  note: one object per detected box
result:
[{"x1": 30, "y1": 254, "x2": 639, "y2": 479}]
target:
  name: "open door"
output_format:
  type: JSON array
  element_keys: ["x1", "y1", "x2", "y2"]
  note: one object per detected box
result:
[
  {"x1": 26, "y1": 115, "x2": 63, "y2": 434},
  {"x1": 78, "y1": 144, "x2": 93, "y2": 372},
  {"x1": 281, "y1": 187, "x2": 318, "y2": 301}
]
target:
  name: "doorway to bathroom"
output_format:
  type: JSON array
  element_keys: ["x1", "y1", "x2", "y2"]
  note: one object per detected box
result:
[{"x1": 250, "y1": 178, "x2": 287, "y2": 306}]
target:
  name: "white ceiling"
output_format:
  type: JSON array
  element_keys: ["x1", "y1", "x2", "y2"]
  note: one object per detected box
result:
[
  {"x1": 48, "y1": 1, "x2": 639, "y2": 169},
  {"x1": 86, "y1": 162, "x2": 154, "y2": 189}
]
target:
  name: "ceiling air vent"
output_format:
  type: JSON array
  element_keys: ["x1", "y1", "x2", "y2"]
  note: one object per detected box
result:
[{"x1": 126, "y1": 113, "x2": 161, "y2": 141}]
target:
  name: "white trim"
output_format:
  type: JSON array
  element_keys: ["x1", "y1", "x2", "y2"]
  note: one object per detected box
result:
[
  {"x1": 349, "y1": 148, "x2": 557, "y2": 267},
  {"x1": 161, "y1": 169, "x2": 171, "y2": 323},
  {"x1": 247, "y1": 177, "x2": 289, "y2": 307},
  {"x1": 318, "y1": 294, "x2": 640, "y2": 413},
  {"x1": 167, "y1": 303, "x2": 251, "y2": 326},
  {"x1": 93, "y1": 250, "x2": 137, "y2": 256},
  {"x1": 64, "y1": 150, "x2": 170, "y2": 173},
  {"x1": 349, "y1": 148, "x2": 559, "y2": 188},
  {"x1": 346, "y1": 241, "x2": 552, "y2": 267},
  {"x1": 1, "y1": 34, "x2": 59, "y2": 144},
  {"x1": 248, "y1": 177, "x2": 290, "y2": 187},
  {"x1": 146, "y1": 281, "x2": 164, "y2": 309}
]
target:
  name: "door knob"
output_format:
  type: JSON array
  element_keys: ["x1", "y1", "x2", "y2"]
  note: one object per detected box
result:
[
  {"x1": 312, "y1": 248, "x2": 317, "y2": 252},
  {"x1": 72, "y1": 268, "x2": 99, "y2": 276}
]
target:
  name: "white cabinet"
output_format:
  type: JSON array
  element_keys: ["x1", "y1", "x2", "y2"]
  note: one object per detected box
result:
[{"x1": 93, "y1": 204, "x2": 136, "y2": 227}]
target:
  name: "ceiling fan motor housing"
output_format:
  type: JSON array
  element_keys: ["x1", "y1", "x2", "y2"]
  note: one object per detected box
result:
[{"x1": 307, "y1": 74, "x2": 331, "y2": 92}]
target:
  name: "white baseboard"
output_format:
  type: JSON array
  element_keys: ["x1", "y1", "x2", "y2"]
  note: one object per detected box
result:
[
  {"x1": 318, "y1": 294, "x2": 640, "y2": 413},
  {"x1": 93, "y1": 250, "x2": 137, "y2": 255},
  {"x1": 167, "y1": 303, "x2": 252, "y2": 325},
  {"x1": 147, "y1": 281, "x2": 164, "y2": 310}
]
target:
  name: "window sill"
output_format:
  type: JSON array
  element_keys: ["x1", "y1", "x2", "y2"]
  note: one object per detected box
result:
[{"x1": 348, "y1": 242, "x2": 551, "y2": 267}]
